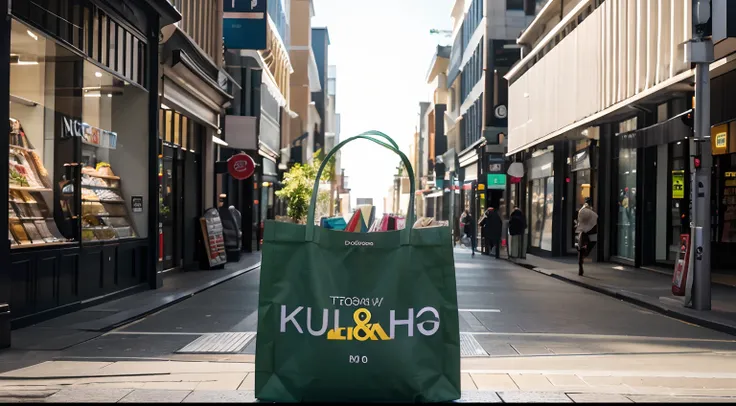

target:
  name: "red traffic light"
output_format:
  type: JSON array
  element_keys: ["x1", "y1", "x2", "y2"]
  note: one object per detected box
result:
[{"x1": 694, "y1": 157, "x2": 702, "y2": 169}]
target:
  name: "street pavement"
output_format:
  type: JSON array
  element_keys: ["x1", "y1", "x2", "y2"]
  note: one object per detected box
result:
[{"x1": 2, "y1": 248, "x2": 736, "y2": 402}]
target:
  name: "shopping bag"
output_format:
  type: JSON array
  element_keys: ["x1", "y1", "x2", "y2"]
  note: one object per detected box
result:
[{"x1": 255, "y1": 131, "x2": 461, "y2": 403}]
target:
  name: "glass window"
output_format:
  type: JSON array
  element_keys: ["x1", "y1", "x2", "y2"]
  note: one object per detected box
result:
[
  {"x1": 165, "y1": 110, "x2": 173, "y2": 143},
  {"x1": 507, "y1": 0, "x2": 524, "y2": 10},
  {"x1": 615, "y1": 147, "x2": 637, "y2": 259},
  {"x1": 9, "y1": 20, "x2": 78, "y2": 248},
  {"x1": 181, "y1": 116, "x2": 188, "y2": 150},
  {"x1": 529, "y1": 179, "x2": 543, "y2": 248},
  {"x1": 173, "y1": 112, "x2": 181, "y2": 146},
  {"x1": 108, "y1": 21, "x2": 117, "y2": 72},
  {"x1": 79, "y1": 59, "x2": 149, "y2": 243}
]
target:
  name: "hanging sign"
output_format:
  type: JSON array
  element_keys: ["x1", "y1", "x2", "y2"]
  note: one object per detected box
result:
[
  {"x1": 487, "y1": 174, "x2": 507, "y2": 190},
  {"x1": 227, "y1": 153, "x2": 256, "y2": 180},
  {"x1": 672, "y1": 170, "x2": 685, "y2": 199}
]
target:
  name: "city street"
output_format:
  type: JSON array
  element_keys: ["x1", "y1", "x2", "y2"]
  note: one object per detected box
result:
[{"x1": 1, "y1": 249, "x2": 736, "y2": 402}]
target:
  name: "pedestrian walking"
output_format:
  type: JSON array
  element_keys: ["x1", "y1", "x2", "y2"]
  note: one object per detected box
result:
[
  {"x1": 480, "y1": 207, "x2": 502, "y2": 258},
  {"x1": 508, "y1": 207, "x2": 526, "y2": 259},
  {"x1": 576, "y1": 197, "x2": 598, "y2": 276},
  {"x1": 461, "y1": 209, "x2": 477, "y2": 256}
]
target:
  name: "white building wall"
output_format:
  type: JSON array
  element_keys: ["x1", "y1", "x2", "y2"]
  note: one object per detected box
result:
[{"x1": 507, "y1": 0, "x2": 692, "y2": 154}]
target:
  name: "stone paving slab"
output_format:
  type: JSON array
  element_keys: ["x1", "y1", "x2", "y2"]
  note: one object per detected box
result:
[
  {"x1": 567, "y1": 393, "x2": 633, "y2": 402},
  {"x1": 46, "y1": 388, "x2": 133, "y2": 403},
  {"x1": 118, "y1": 389, "x2": 191, "y2": 403},
  {"x1": 497, "y1": 391, "x2": 573, "y2": 403},
  {"x1": 182, "y1": 390, "x2": 256, "y2": 403},
  {"x1": 455, "y1": 390, "x2": 503, "y2": 402}
]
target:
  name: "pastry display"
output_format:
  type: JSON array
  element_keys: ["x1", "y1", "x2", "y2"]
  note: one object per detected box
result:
[
  {"x1": 94, "y1": 189, "x2": 122, "y2": 201},
  {"x1": 103, "y1": 203, "x2": 128, "y2": 217},
  {"x1": 9, "y1": 218, "x2": 30, "y2": 244},
  {"x1": 93, "y1": 228, "x2": 117, "y2": 240},
  {"x1": 8, "y1": 118, "x2": 137, "y2": 247},
  {"x1": 81, "y1": 187, "x2": 99, "y2": 201},
  {"x1": 82, "y1": 202, "x2": 108, "y2": 216},
  {"x1": 79, "y1": 162, "x2": 137, "y2": 241},
  {"x1": 113, "y1": 227, "x2": 134, "y2": 238},
  {"x1": 8, "y1": 118, "x2": 68, "y2": 247},
  {"x1": 22, "y1": 220, "x2": 43, "y2": 242}
]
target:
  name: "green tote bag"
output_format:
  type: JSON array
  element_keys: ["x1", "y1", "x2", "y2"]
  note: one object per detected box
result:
[{"x1": 255, "y1": 131, "x2": 461, "y2": 403}]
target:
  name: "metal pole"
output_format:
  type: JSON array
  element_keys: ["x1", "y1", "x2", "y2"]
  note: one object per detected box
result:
[{"x1": 691, "y1": 41, "x2": 713, "y2": 310}]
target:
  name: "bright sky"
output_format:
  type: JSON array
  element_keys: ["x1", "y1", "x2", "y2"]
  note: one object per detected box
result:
[{"x1": 312, "y1": 0, "x2": 453, "y2": 215}]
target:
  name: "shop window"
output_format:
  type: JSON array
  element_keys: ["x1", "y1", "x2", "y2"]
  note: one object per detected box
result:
[
  {"x1": 615, "y1": 147, "x2": 637, "y2": 260},
  {"x1": 173, "y1": 113, "x2": 181, "y2": 146},
  {"x1": 9, "y1": 20, "x2": 148, "y2": 248},
  {"x1": 181, "y1": 116, "x2": 188, "y2": 150},
  {"x1": 108, "y1": 21, "x2": 117, "y2": 72},
  {"x1": 9, "y1": 20, "x2": 77, "y2": 248},
  {"x1": 165, "y1": 110, "x2": 174, "y2": 143},
  {"x1": 79, "y1": 59, "x2": 149, "y2": 243}
]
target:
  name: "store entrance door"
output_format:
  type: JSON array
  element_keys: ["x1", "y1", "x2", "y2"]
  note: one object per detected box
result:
[{"x1": 161, "y1": 146, "x2": 179, "y2": 271}]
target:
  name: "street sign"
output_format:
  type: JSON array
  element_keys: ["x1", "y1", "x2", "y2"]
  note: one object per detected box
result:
[
  {"x1": 487, "y1": 174, "x2": 506, "y2": 190},
  {"x1": 228, "y1": 153, "x2": 256, "y2": 180},
  {"x1": 223, "y1": 0, "x2": 268, "y2": 50}
]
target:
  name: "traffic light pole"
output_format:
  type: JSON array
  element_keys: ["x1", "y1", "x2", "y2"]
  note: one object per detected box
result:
[{"x1": 689, "y1": 38, "x2": 713, "y2": 311}]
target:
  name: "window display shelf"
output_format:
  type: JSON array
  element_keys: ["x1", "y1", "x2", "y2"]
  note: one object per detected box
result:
[
  {"x1": 83, "y1": 199, "x2": 125, "y2": 203},
  {"x1": 9, "y1": 186, "x2": 51, "y2": 192},
  {"x1": 83, "y1": 172, "x2": 120, "y2": 180},
  {"x1": 9, "y1": 94, "x2": 39, "y2": 107},
  {"x1": 12, "y1": 241, "x2": 74, "y2": 249},
  {"x1": 82, "y1": 184, "x2": 117, "y2": 190}
]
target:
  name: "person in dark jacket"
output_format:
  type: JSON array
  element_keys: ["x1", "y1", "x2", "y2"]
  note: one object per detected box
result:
[
  {"x1": 508, "y1": 207, "x2": 527, "y2": 259},
  {"x1": 462, "y1": 209, "x2": 476, "y2": 256},
  {"x1": 480, "y1": 207, "x2": 502, "y2": 258}
]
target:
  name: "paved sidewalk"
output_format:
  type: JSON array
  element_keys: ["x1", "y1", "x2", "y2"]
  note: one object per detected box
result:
[
  {"x1": 509, "y1": 254, "x2": 736, "y2": 336},
  {"x1": 2, "y1": 358, "x2": 736, "y2": 402},
  {"x1": 5, "y1": 253, "x2": 261, "y2": 367}
]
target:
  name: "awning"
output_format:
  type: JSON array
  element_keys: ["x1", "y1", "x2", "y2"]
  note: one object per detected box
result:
[{"x1": 617, "y1": 110, "x2": 693, "y2": 149}]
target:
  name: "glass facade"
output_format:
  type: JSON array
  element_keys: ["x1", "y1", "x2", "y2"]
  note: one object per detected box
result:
[
  {"x1": 614, "y1": 118, "x2": 638, "y2": 260},
  {"x1": 527, "y1": 150, "x2": 554, "y2": 250},
  {"x1": 9, "y1": 20, "x2": 148, "y2": 248}
]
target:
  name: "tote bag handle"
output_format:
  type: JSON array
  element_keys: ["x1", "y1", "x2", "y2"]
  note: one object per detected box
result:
[{"x1": 306, "y1": 132, "x2": 416, "y2": 243}]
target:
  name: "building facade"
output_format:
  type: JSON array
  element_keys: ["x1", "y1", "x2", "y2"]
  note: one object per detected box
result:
[
  {"x1": 419, "y1": 46, "x2": 451, "y2": 222},
  {"x1": 222, "y1": 0, "x2": 293, "y2": 251},
  {"x1": 2, "y1": 0, "x2": 180, "y2": 336},
  {"x1": 444, "y1": 0, "x2": 538, "y2": 245},
  {"x1": 158, "y1": 0, "x2": 236, "y2": 274},
  {"x1": 506, "y1": 0, "x2": 736, "y2": 274}
]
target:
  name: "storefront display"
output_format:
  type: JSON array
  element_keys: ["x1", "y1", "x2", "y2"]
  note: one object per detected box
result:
[
  {"x1": 8, "y1": 119, "x2": 67, "y2": 247},
  {"x1": 1, "y1": 0, "x2": 179, "y2": 327},
  {"x1": 613, "y1": 118, "x2": 638, "y2": 260},
  {"x1": 527, "y1": 150, "x2": 554, "y2": 251}
]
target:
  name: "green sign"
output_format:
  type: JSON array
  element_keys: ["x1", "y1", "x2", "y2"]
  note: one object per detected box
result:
[
  {"x1": 672, "y1": 170, "x2": 684, "y2": 199},
  {"x1": 487, "y1": 174, "x2": 507, "y2": 190}
]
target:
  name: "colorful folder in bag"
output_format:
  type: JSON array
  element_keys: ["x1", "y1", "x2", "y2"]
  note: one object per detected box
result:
[
  {"x1": 323, "y1": 217, "x2": 347, "y2": 231},
  {"x1": 345, "y1": 210, "x2": 362, "y2": 233}
]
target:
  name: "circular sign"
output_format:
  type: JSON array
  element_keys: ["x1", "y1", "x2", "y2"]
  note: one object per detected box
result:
[
  {"x1": 227, "y1": 153, "x2": 255, "y2": 180},
  {"x1": 494, "y1": 105, "x2": 508, "y2": 119}
]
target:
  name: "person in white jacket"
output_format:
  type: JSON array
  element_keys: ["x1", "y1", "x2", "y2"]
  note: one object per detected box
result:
[{"x1": 575, "y1": 198, "x2": 598, "y2": 276}]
